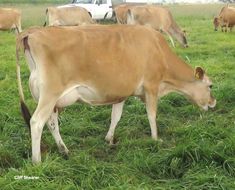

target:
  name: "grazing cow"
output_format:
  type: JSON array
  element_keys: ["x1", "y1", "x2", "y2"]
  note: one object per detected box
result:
[
  {"x1": 214, "y1": 5, "x2": 235, "y2": 32},
  {"x1": 0, "y1": 8, "x2": 22, "y2": 32},
  {"x1": 44, "y1": 6, "x2": 95, "y2": 26},
  {"x1": 126, "y1": 5, "x2": 188, "y2": 48},
  {"x1": 16, "y1": 25, "x2": 216, "y2": 164}
]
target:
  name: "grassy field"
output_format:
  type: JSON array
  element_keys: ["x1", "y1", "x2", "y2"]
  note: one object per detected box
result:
[{"x1": 0, "y1": 3, "x2": 235, "y2": 190}]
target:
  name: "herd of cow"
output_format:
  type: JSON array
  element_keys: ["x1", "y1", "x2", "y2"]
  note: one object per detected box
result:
[{"x1": 0, "y1": 3, "x2": 234, "y2": 164}]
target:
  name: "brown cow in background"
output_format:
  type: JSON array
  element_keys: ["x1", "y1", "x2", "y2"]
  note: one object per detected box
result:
[
  {"x1": 214, "y1": 5, "x2": 235, "y2": 32},
  {"x1": 126, "y1": 5, "x2": 188, "y2": 48},
  {"x1": 44, "y1": 6, "x2": 95, "y2": 26},
  {"x1": 0, "y1": 8, "x2": 21, "y2": 32}
]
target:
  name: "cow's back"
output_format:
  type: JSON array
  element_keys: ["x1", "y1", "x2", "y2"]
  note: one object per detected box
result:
[
  {"x1": 23, "y1": 25, "x2": 167, "y2": 97},
  {"x1": 129, "y1": 6, "x2": 175, "y2": 31},
  {"x1": 48, "y1": 6, "x2": 93, "y2": 26}
]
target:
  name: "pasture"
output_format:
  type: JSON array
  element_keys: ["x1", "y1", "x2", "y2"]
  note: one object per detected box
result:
[{"x1": 0, "y1": 3, "x2": 235, "y2": 189}]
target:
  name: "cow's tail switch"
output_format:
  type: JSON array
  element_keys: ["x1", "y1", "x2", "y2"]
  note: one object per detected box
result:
[{"x1": 16, "y1": 34, "x2": 31, "y2": 130}]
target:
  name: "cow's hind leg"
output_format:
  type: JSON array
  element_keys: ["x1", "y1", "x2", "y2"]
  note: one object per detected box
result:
[
  {"x1": 221, "y1": 26, "x2": 224, "y2": 32},
  {"x1": 30, "y1": 94, "x2": 58, "y2": 164},
  {"x1": 47, "y1": 108, "x2": 69, "y2": 155},
  {"x1": 105, "y1": 101, "x2": 125, "y2": 145},
  {"x1": 230, "y1": 26, "x2": 233, "y2": 32}
]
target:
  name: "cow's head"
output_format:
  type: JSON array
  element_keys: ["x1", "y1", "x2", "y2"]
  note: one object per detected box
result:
[
  {"x1": 177, "y1": 30, "x2": 188, "y2": 48},
  {"x1": 213, "y1": 17, "x2": 220, "y2": 31},
  {"x1": 186, "y1": 67, "x2": 216, "y2": 111}
]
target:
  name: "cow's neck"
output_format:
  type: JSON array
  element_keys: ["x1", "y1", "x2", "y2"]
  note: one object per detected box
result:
[
  {"x1": 168, "y1": 21, "x2": 181, "y2": 35},
  {"x1": 160, "y1": 53, "x2": 196, "y2": 97}
]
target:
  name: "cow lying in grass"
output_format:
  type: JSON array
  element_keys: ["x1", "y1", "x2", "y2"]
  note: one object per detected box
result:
[{"x1": 16, "y1": 25, "x2": 216, "y2": 164}]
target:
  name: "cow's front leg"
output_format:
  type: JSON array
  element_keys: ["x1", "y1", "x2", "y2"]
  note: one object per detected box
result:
[
  {"x1": 230, "y1": 26, "x2": 233, "y2": 32},
  {"x1": 221, "y1": 26, "x2": 224, "y2": 32},
  {"x1": 145, "y1": 89, "x2": 158, "y2": 141},
  {"x1": 105, "y1": 101, "x2": 125, "y2": 145},
  {"x1": 47, "y1": 108, "x2": 69, "y2": 156},
  {"x1": 225, "y1": 23, "x2": 229, "y2": 32}
]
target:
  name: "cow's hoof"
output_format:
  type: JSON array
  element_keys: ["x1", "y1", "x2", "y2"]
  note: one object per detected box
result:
[
  {"x1": 62, "y1": 152, "x2": 69, "y2": 160},
  {"x1": 152, "y1": 137, "x2": 163, "y2": 143},
  {"x1": 105, "y1": 135, "x2": 113, "y2": 144}
]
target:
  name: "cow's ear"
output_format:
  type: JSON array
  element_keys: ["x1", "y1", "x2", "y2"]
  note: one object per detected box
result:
[{"x1": 195, "y1": 66, "x2": 205, "y2": 80}]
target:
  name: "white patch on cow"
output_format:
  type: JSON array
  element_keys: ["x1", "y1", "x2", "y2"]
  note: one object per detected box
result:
[
  {"x1": 25, "y1": 49, "x2": 40, "y2": 101},
  {"x1": 25, "y1": 49, "x2": 36, "y2": 71},
  {"x1": 56, "y1": 84, "x2": 103, "y2": 107},
  {"x1": 158, "y1": 82, "x2": 175, "y2": 98},
  {"x1": 209, "y1": 99, "x2": 216, "y2": 108},
  {"x1": 29, "y1": 71, "x2": 40, "y2": 101},
  {"x1": 133, "y1": 78, "x2": 144, "y2": 96},
  {"x1": 201, "y1": 105, "x2": 208, "y2": 111}
]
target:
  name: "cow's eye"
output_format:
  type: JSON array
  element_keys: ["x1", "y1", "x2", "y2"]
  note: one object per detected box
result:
[{"x1": 209, "y1": 85, "x2": 213, "y2": 89}]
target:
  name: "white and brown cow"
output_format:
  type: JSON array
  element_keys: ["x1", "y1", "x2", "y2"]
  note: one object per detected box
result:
[
  {"x1": 0, "y1": 8, "x2": 22, "y2": 32},
  {"x1": 16, "y1": 25, "x2": 216, "y2": 164},
  {"x1": 44, "y1": 6, "x2": 95, "y2": 26}
]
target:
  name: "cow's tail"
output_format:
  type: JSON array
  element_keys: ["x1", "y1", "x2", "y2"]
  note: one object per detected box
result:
[
  {"x1": 43, "y1": 8, "x2": 48, "y2": 27},
  {"x1": 16, "y1": 34, "x2": 31, "y2": 130}
]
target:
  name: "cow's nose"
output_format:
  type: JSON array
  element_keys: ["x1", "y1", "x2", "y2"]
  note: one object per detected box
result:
[
  {"x1": 209, "y1": 99, "x2": 216, "y2": 108},
  {"x1": 214, "y1": 28, "x2": 218, "y2": 31},
  {"x1": 184, "y1": 44, "x2": 189, "y2": 48}
]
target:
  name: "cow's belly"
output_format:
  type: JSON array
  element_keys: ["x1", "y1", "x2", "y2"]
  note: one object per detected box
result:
[
  {"x1": 56, "y1": 85, "x2": 126, "y2": 108},
  {"x1": 0, "y1": 23, "x2": 13, "y2": 30}
]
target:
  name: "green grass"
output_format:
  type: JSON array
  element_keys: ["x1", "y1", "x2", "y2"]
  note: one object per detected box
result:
[{"x1": 1, "y1": 3, "x2": 235, "y2": 190}]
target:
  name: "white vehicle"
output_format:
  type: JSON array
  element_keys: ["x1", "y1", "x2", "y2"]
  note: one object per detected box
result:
[{"x1": 65, "y1": 0, "x2": 113, "y2": 20}]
